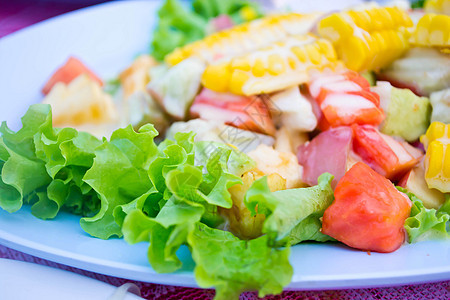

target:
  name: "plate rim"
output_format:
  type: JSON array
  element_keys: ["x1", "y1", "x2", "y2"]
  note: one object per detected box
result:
[{"x1": 0, "y1": 0, "x2": 449, "y2": 292}]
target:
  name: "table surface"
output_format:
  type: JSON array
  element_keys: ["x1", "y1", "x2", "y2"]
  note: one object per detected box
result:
[{"x1": 1, "y1": 1, "x2": 450, "y2": 299}]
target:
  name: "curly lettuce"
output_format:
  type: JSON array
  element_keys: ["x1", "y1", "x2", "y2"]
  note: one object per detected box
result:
[
  {"x1": 398, "y1": 187, "x2": 450, "y2": 243},
  {"x1": 244, "y1": 173, "x2": 335, "y2": 245},
  {"x1": 0, "y1": 104, "x2": 101, "y2": 219},
  {"x1": 80, "y1": 125, "x2": 158, "y2": 239},
  {"x1": 188, "y1": 222, "x2": 292, "y2": 300}
]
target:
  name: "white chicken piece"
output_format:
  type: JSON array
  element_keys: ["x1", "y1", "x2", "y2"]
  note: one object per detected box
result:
[
  {"x1": 43, "y1": 74, "x2": 118, "y2": 130},
  {"x1": 268, "y1": 86, "x2": 317, "y2": 132},
  {"x1": 247, "y1": 144, "x2": 305, "y2": 189},
  {"x1": 148, "y1": 58, "x2": 205, "y2": 120},
  {"x1": 274, "y1": 126, "x2": 309, "y2": 155},
  {"x1": 430, "y1": 88, "x2": 450, "y2": 124},
  {"x1": 166, "y1": 119, "x2": 275, "y2": 153}
]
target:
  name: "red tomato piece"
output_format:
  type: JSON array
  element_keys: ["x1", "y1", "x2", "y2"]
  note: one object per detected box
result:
[
  {"x1": 42, "y1": 57, "x2": 103, "y2": 95},
  {"x1": 351, "y1": 124, "x2": 422, "y2": 180},
  {"x1": 190, "y1": 88, "x2": 276, "y2": 136},
  {"x1": 322, "y1": 162, "x2": 412, "y2": 253}
]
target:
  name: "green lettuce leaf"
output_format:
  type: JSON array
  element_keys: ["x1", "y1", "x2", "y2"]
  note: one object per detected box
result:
[
  {"x1": 188, "y1": 222, "x2": 293, "y2": 300},
  {"x1": 151, "y1": 0, "x2": 207, "y2": 61},
  {"x1": 245, "y1": 173, "x2": 334, "y2": 244},
  {"x1": 0, "y1": 104, "x2": 103, "y2": 219},
  {"x1": 193, "y1": 0, "x2": 263, "y2": 23},
  {"x1": 285, "y1": 212, "x2": 336, "y2": 245},
  {"x1": 81, "y1": 125, "x2": 158, "y2": 239},
  {"x1": 194, "y1": 141, "x2": 255, "y2": 177},
  {"x1": 437, "y1": 194, "x2": 450, "y2": 215},
  {"x1": 398, "y1": 187, "x2": 450, "y2": 243},
  {"x1": 0, "y1": 104, "x2": 54, "y2": 213},
  {"x1": 123, "y1": 198, "x2": 204, "y2": 273}
]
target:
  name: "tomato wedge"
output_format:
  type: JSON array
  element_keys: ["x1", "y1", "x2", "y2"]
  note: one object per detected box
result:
[
  {"x1": 42, "y1": 57, "x2": 103, "y2": 95},
  {"x1": 322, "y1": 162, "x2": 412, "y2": 253}
]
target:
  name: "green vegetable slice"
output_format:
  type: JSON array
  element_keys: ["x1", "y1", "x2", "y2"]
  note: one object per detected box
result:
[
  {"x1": 398, "y1": 187, "x2": 450, "y2": 243},
  {"x1": 188, "y1": 222, "x2": 292, "y2": 300},
  {"x1": 245, "y1": 173, "x2": 335, "y2": 244}
]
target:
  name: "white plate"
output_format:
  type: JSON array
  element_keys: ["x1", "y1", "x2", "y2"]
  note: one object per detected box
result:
[
  {"x1": 0, "y1": 258, "x2": 144, "y2": 300},
  {"x1": 0, "y1": 0, "x2": 450, "y2": 291}
]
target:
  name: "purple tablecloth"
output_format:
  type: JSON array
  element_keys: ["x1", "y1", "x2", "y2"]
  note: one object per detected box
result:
[{"x1": 1, "y1": 1, "x2": 450, "y2": 299}]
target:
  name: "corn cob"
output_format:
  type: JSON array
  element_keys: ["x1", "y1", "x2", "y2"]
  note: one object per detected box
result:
[
  {"x1": 165, "y1": 12, "x2": 321, "y2": 66},
  {"x1": 318, "y1": 6, "x2": 412, "y2": 71},
  {"x1": 425, "y1": 0, "x2": 450, "y2": 15},
  {"x1": 201, "y1": 34, "x2": 339, "y2": 95},
  {"x1": 420, "y1": 122, "x2": 450, "y2": 193},
  {"x1": 410, "y1": 13, "x2": 450, "y2": 48}
]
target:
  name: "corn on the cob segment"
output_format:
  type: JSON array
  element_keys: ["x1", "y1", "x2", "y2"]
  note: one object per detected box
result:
[
  {"x1": 410, "y1": 13, "x2": 450, "y2": 48},
  {"x1": 318, "y1": 6, "x2": 412, "y2": 71},
  {"x1": 420, "y1": 122, "x2": 450, "y2": 193},
  {"x1": 201, "y1": 35, "x2": 339, "y2": 95},
  {"x1": 425, "y1": 0, "x2": 450, "y2": 15},
  {"x1": 165, "y1": 12, "x2": 321, "y2": 66}
]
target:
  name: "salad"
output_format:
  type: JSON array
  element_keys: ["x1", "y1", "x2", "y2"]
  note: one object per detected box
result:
[{"x1": 1, "y1": 0, "x2": 450, "y2": 298}]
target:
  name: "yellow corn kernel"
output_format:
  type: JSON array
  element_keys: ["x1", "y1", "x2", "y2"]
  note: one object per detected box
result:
[
  {"x1": 445, "y1": 145, "x2": 450, "y2": 177},
  {"x1": 348, "y1": 10, "x2": 372, "y2": 32},
  {"x1": 376, "y1": 8, "x2": 395, "y2": 29},
  {"x1": 267, "y1": 54, "x2": 286, "y2": 75},
  {"x1": 386, "y1": 7, "x2": 404, "y2": 27},
  {"x1": 229, "y1": 70, "x2": 250, "y2": 95},
  {"x1": 425, "y1": 0, "x2": 450, "y2": 15},
  {"x1": 292, "y1": 46, "x2": 308, "y2": 62},
  {"x1": 336, "y1": 36, "x2": 368, "y2": 71},
  {"x1": 424, "y1": 140, "x2": 450, "y2": 192},
  {"x1": 316, "y1": 39, "x2": 336, "y2": 60},
  {"x1": 201, "y1": 62, "x2": 231, "y2": 93},
  {"x1": 201, "y1": 35, "x2": 337, "y2": 95},
  {"x1": 367, "y1": 9, "x2": 385, "y2": 31},
  {"x1": 421, "y1": 121, "x2": 448, "y2": 148},
  {"x1": 318, "y1": 5, "x2": 412, "y2": 71},
  {"x1": 287, "y1": 56, "x2": 297, "y2": 69},
  {"x1": 318, "y1": 14, "x2": 354, "y2": 42},
  {"x1": 165, "y1": 12, "x2": 322, "y2": 65},
  {"x1": 252, "y1": 58, "x2": 266, "y2": 77},
  {"x1": 421, "y1": 122, "x2": 450, "y2": 193},
  {"x1": 427, "y1": 141, "x2": 444, "y2": 178},
  {"x1": 430, "y1": 14, "x2": 450, "y2": 45},
  {"x1": 305, "y1": 44, "x2": 322, "y2": 65},
  {"x1": 232, "y1": 58, "x2": 251, "y2": 71},
  {"x1": 411, "y1": 13, "x2": 450, "y2": 48}
]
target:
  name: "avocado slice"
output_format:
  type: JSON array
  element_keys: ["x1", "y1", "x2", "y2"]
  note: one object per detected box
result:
[{"x1": 372, "y1": 81, "x2": 431, "y2": 142}]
